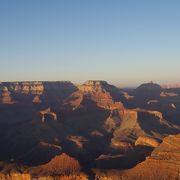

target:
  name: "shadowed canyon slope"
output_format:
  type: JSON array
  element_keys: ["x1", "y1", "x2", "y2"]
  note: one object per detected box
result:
[{"x1": 0, "y1": 80, "x2": 179, "y2": 179}]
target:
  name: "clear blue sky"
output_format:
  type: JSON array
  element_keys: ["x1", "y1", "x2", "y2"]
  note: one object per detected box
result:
[{"x1": 0, "y1": 0, "x2": 180, "y2": 86}]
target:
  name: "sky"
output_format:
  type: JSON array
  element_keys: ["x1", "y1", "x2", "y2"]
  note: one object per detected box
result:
[{"x1": 0, "y1": 0, "x2": 180, "y2": 86}]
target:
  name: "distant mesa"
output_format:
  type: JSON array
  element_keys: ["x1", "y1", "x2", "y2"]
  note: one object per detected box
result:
[
  {"x1": 134, "y1": 82, "x2": 162, "y2": 100},
  {"x1": 160, "y1": 91, "x2": 178, "y2": 97},
  {"x1": 4, "y1": 81, "x2": 44, "y2": 95},
  {"x1": 0, "y1": 81, "x2": 77, "y2": 105},
  {"x1": 161, "y1": 83, "x2": 180, "y2": 89}
]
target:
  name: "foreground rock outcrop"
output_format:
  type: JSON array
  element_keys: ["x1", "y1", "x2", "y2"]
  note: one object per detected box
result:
[
  {"x1": 0, "y1": 153, "x2": 87, "y2": 180},
  {"x1": 28, "y1": 153, "x2": 81, "y2": 176},
  {"x1": 125, "y1": 133, "x2": 180, "y2": 179},
  {"x1": 95, "y1": 133, "x2": 180, "y2": 180}
]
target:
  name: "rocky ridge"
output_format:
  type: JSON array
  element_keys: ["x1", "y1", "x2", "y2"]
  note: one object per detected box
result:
[{"x1": 0, "y1": 80, "x2": 179, "y2": 179}]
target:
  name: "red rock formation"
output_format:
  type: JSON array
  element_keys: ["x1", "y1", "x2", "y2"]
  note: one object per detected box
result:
[
  {"x1": 110, "y1": 107, "x2": 179, "y2": 151},
  {"x1": 1, "y1": 81, "x2": 77, "y2": 104},
  {"x1": 28, "y1": 153, "x2": 81, "y2": 176},
  {"x1": 32, "y1": 95, "x2": 42, "y2": 103},
  {"x1": 0, "y1": 86, "x2": 14, "y2": 104},
  {"x1": 125, "y1": 134, "x2": 180, "y2": 179},
  {"x1": 77, "y1": 80, "x2": 107, "y2": 92},
  {"x1": 67, "y1": 136, "x2": 88, "y2": 149},
  {"x1": 147, "y1": 99, "x2": 159, "y2": 104},
  {"x1": 64, "y1": 81, "x2": 124, "y2": 111},
  {"x1": 5, "y1": 81, "x2": 44, "y2": 95},
  {"x1": 39, "y1": 108, "x2": 57, "y2": 122},
  {"x1": 122, "y1": 91, "x2": 134, "y2": 100},
  {"x1": 160, "y1": 91, "x2": 178, "y2": 97},
  {"x1": 161, "y1": 84, "x2": 180, "y2": 89},
  {"x1": 135, "y1": 136, "x2": 160, "y2": 148},
  {"x1": 110, "y1": 140, "x2": 133, "y2": 152},
  {"x1": 78, "y1": 81, "x2": 115, "y2": 108},
  {"x1": 94, "y1": 134, "x2": 180, "y2": 180},
  {"x1": 63, "y1": 91, "x2": 84, "y2": 110}
]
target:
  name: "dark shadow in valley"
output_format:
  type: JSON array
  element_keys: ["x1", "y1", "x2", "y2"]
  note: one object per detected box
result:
[{"x1": 95, "y1": 145, "x2": 154, "y2": 170}]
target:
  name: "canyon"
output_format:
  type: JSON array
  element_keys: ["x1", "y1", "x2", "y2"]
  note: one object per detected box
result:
[{"x1": 0, "y1": 80, "x2": 179, "y2": 179}]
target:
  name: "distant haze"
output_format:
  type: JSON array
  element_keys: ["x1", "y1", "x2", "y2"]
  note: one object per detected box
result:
[{"x1": 0, "y1": 0, "x2": 180, "y2": 86}]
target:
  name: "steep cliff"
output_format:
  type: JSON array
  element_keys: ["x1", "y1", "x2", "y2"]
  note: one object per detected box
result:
[
  {"x1": 3, "y1": 81, "x2": 44, "y2": 94},
  {"x1": 1, "y1": 81, "x2": 77, "y2": 104},
  {"x1": 112, "y1": 108, "x2": 179, "y2": 145},
  {"x1": 64, "y1": 80, "x2": 124, "y2": 110}
]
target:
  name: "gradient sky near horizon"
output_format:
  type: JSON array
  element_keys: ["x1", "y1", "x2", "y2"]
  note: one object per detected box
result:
[{"x1": 0, "y1": 0, "x2": 180, "y2": 86}]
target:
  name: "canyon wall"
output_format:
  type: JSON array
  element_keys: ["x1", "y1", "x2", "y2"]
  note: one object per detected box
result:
[{"x1": 0, "y1": 81, "x2": 77, "y2": 104}]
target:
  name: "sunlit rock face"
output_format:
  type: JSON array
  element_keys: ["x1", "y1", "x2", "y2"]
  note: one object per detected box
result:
[
  {"x1": 39, "y1": 108, "x2": 57, "y2": 123},
  {"x1": 78, "y1": 80, "x2": 124, "y2": 101},
  {"x1": 1, "y1": 81, "x2": 77, "y2": 104},
  {"x1": 110, "y1": 140, "x2": 134, "y2": 153},
  {"x1": 161, "y1": 84, "x2": 180, "y2": 89},
  {"x1": 150, "y1": 134, "x2": 180, "y2": 161},
  {"x1": 63, "y1": 80, "x2": 125, "y2": 111},
  {"x1": 111, "y1": 108, "x2": 179, "y2": 148},
  {"x1": 135, "y1": 136, "x2": 160, "y2": 148},
  {"x1": 3, "y1": 81, "x2": 76, "y2": 95},
  {"x1": 28, "y1": 153, "x2": 81, "y2": 176},
  {"x1": 32, "y1": 95, "x2": 42, "y2": 103},
  {"x1": 78, "y1": 80, "x2": 108, "y2": 92},
  {"x1": 160, "y1": 91, "x2": 178, "y2": 97},
  {"x1": 0, "y1": 153, "x2": 86, "y2": 180},
  {"x1": 65, "y1": 80, "x2": 115, "y2": 110},
  {"x1": 4, "y1": 81, "x2": 44, "y2": 95},
  {"x1": 94, "y1": 134, "x2": 180, "y2": 180},
  {"x1": 0, "y1": 86, "x2": 14, "y2": 104}
]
